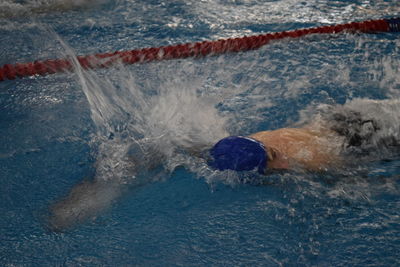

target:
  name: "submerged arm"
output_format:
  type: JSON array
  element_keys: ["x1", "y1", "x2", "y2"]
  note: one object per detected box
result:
[
  {"x1": 48, "y1": 179, "x2": 122, "y2": 231},
  {"x1": 48, "y1": 141, "x2": 165, "y2": 232}
]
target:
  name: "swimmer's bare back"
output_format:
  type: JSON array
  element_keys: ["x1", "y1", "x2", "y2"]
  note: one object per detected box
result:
[{"x1": 250, "y1": 127, "x2": 342, "y2": 171}]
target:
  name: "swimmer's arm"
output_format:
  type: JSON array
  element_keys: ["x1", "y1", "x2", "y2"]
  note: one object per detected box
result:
[
  {"x1": 48, "y1": 179, "x2": 121, "y2": 231},
  {"x1": 48, "y1": 170, "x2": 154, "y2": 232},
  {"x1": 48, "y1": 140, "x2": 169, "y2": 232}
]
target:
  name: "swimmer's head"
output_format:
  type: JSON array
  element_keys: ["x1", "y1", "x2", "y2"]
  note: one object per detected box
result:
[{"x1": 209, "y1": 136, "x2": 268, "y2": 174}]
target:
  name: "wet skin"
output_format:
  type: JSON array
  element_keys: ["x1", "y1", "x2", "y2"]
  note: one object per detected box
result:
[{"x1": 250, "y1": 127, "x2": 343, "y2": 171}]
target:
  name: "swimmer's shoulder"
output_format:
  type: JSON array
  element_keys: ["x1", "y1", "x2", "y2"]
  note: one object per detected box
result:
[{"x1": 250, "y1": 127, "x2": 322, "y2": 142}]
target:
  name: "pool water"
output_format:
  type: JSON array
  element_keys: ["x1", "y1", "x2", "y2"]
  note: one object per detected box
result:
[{"x1": 1, "y1": 0, "x2": 400, "y2": 266}]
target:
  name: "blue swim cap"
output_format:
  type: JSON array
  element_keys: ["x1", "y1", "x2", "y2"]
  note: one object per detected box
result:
[{"x1": 209, "y1": 136, "x2": 268, "y2": 174}]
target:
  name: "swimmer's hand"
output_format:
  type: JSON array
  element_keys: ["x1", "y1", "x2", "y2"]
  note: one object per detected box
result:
[{"x1": 48, "y1": 180, "x2": 121, "y2": 232}]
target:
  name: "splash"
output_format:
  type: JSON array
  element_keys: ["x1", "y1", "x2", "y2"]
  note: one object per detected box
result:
[
  {"x1": 48, "y1": 36, "x2": 234, "y2": 230},
  {"x1": 79, "y1": 64, "x2": 230, "y2": 179}
]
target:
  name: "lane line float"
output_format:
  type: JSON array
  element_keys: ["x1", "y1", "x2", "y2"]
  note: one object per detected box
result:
[{"x1": 0, "y1": 17, "x2": 399, "y2": 82}]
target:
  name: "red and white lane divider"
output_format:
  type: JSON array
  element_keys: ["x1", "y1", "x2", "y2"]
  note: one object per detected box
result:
[{"x1": 0, "y1": 17, "x2": 399, "y2": 82}]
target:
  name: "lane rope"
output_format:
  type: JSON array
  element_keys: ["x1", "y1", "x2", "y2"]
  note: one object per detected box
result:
[{"x1": 0, "y1": 17, "x2": 399, "y2": 82}]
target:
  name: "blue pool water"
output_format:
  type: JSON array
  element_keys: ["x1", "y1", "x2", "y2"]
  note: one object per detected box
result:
[{"x1": 1, "y1": 0, "x2": 400, "y2": 266}]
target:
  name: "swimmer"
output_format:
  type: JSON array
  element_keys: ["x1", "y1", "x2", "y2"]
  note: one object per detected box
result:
[
  {"x1": 209, "y1": 128, "x2": 341, "y2": 173},
  {"x1": 209, "y1": 98, "x2": 400, "y2": 174},
  {"x1": 48, "y1": 98, "x2": 400, "y2": 231}
]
